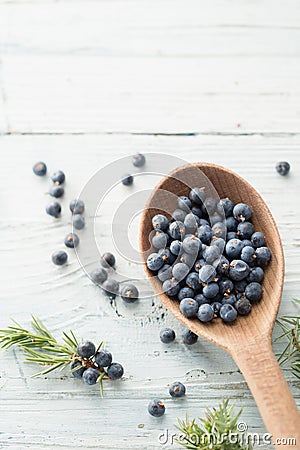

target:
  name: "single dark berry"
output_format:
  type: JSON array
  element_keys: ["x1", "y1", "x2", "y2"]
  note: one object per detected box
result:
[
  {"x1": 77, "y1": 340, "x2": 96, "y2": 358},
  {"x1": 226, "y1": 216, "x2": 238, "y2": 232},
  {"x1": 178, "y1": 286, "x2": 195, "y2": 301},
  {"x1": 216, "y1": 255, "x2": 230, "y2": 276},
  {"x1": 211, "y1": 301, "x2": 222, "y2": 316},
  {"x1": 184, "y1": 213, "x2": 199, "y2": 234},
  {"x1": 169, "y1": 381, "x2": 186, "y2": 398},
  {"x1": 235, "y1": 296, "x2": 252, "y2": 315},
  {"x1": 168, "y1": 221, "x2": 185, "y2": 240},
  {"x1": 73, "y1": 214, "x2": 85, "y2": 230},
  {"x1": 255, "y1": 247, "x2": 271, "y2": 267},
  {"x1": 218, "y1": 198, "x2": 234, "y2": 217},
  {"x1": 33, "y1": 161, "x2": 47, "y2": 176},
  {"x1": 199, "y1": 265, "x2": 216, "y2": 283},
  {"x1": 152, "y1": 231, "x2": 168, "y2": 250},
  {"x1": 182, "y1": 329, "x2": 198, "y2": 345},
  {"x1": 233, "y1": 203, "x2": 252, "y2": 222},
  {"x1": 46, "y1": 201, "x2": 61, "y2": 218},
  {"x1": 70, "y1": 360, "x2": 86, "y2": 378},
  {"x1": 49, "y1": 185, "x2": 64, "y2": 198},
  {"x1": 197, "y1": 303, "x2": 214, "y2": 322},
  {"x1": 51, "y1": 170, "x2": 65, "y2": 185},
  {"x1": 162, "y1": 278, "x2": 180, "y2": 297},
  {"x1": 237, "y1": 222, "x2": 254, "y2": 240},
  {"x1": 64, "y1": 232, "x2": 80, "y2": 248},
  {"x1": 152, "y1": 214, "x2": 169, "y2": 231},
  {"x1": 158, "y1": 248, "x2": 175, "y2": 265},
  {"x1": 147, "y1": 253, "x2": 164, "y2": 271},
  {"x1": 83, "y1": 368, "x2": 99, "y2": 385},
  {"x1": 229, "y1": 260, "x2": 250, "y2": 281},
  {"x1": 189, "y1": 187, "x2": 206, "y2": 205},
  {"x1": 198, "y1": 224, "x2": 213, "y2": 245},
  {"x1": 172, "y1": 263, "x2": 190, "y2": 281},
  {"x1": 251, "y1": 232, "x2": 265, "y2": 248},
  {"x1": 241, "y1": 246, "x2": 256, "y2": 267},
  {"x1": 247, "y1": 267, "x2": 264, "y2": 283},
  {"x1": 100, "y1": 252, "x2": 116, "y2": 268},
  {"x1": 276, "y1": 161, "x2": 290, "y2": 176},
  {"x1": 107, "y1": 362, "x2": 124, "y2": 380},
  {"x1": 219, "y1": 278, "x2": 234, "y2": 296},
  {"x1": 122, "y1": 174, "x2": 134, "y2": 186},
  {"x1": 101, "y1": 278, "x2": 120, "y2": 299},
  {"x1": 178, "y1": 196, "x2": 192, "y2": 212},
  {"x1": 160, "y1": 328, "x2": 176, "y2": 344},
  {"x1": 226, "y1": 239, "x2": 244, "y2": 260},
  {"x1": 220, "y1": 304, "x2": 237, "y2": 323},
  {"x1": 170, "y1": 239, "x2": 182, "y2": 256},
  {"x1": 221, "y1": 293, "x2": 237, "y2": 306},
  {"x1": 90, "y1": 267, "x2": 108, "y2": 284},
  {"x1": 172, "y1": 209, "x2": 187, "y2": 223},
  {"x1": 158, "y1": 264, "x2": 173, "y2": 283},
  {"x1": 51, "y1": 250, "x2": 68, "y2": 266},
  {"x1": 194, "y1": 293, "x2": 210, "y2": 306},
  {"x1": 148, "y1": 399, "x2": 165, "y2": 417},
  {"x1": 70, "y1": 199, "x2": 85, "y2": 214},
  {"x1": 180, "y1": 298, "x2": 199, "y2": 318},
  {"x1": 120, "y1": 284, "x2": 139, "y2": 303},
  {"x1": 245, "y1": 282, "x2": 263, "y2": 302},
  {"x1": 203, "y1": 283, "x2": 219, "y2": 300},
  {"x1": 186, "y1": 272, "x2": 202, "y2": 291},
  {"x1": 94, "y1": 349, "x2": 112, "y2": 367},
  {"x1": 132, "y1": 153, "x2": 146, "y2": 167}
]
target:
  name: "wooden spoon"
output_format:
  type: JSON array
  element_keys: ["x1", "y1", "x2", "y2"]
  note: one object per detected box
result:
[{"x1": 140, "y1": 162, "x2": 300, "y2": 448}]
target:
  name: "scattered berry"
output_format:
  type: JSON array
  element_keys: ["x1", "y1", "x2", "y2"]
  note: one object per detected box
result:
[
  {"x1": 101, "y1": 278, "x2": 120, "y2": 300},
  {"x1": 46, "y1": 201, "x2": 61, "y2": 218},
  {"x1": 148, "y1": 399, "x2": 165, "y2": 417},
  {"x1": 70, "y1": 199, "x2": 85, "y2": 214},
  {"x1": 169, "y1": 381, "x2": 186, "y2": 398},
  {"x1": 90, "y1": 267, "x2": 108, "y2": 284},
  {"x1": 122, "y1": 174, "x2": 134, "y2": 186},
  {"x1": 160, "y1": 328, "x2": 176, "y2": 343},
  {"x1": 49, "y1": 185, "x2": 64, "y2": 198},
  {"x1": 64, "y1": 232, "x2": 79, "y2": 248},
  {"x1": 182, "y1": 329, "x2": 198, "y2": 345},
  {"x1": 276, "y1": 161, "x2": 290, "y2": 176},
  {"x1": 120, "y1": 284, "x2": 139, "y2": 303},
  {"x1": 51, "y1": 170, "x2": 65, "y2": 185},
  {"x1": 73, "y1": 214, "x2": 85, "y2": 230},
  {"x1": 33, "y1": 161, "x2": 47, "y2": 176},
  {"x1": 132, "y1": 153, "x2": 146, "y2": 167},
  {"x1": 100, "y1": 252, "x2": 116, "y2": 268},
  {"x1": 51, "y1": 250, "x2": 68, "y2": 266}
]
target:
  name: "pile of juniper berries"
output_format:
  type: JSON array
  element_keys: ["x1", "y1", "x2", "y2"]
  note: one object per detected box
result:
[{"x1": 147, "y1": 187, "x2": 271, "y2": 324}]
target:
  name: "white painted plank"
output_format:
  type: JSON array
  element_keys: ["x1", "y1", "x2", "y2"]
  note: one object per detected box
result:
[{"x1": 2, "y1": 55, "x2": 300, "y2": 134}]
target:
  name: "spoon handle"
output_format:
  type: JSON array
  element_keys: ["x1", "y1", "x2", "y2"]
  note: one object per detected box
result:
[{"x1": 231, "y1": 337, "x2": 300, "y2": 449}]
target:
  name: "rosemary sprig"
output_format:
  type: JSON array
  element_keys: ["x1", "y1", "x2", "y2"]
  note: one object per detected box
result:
[
  {"x1": 275, "y1": 298, "x2": 300, "y2": 379},
  {"x1": 176, "y1": 398, "x2": 252, "y2": 450},
  {"x1": 0, "y1": 316, "x2": 107, "y2": 394}
]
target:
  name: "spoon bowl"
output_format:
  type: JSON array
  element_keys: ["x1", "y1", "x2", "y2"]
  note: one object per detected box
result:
[{"x1": 140, "y1": 162, "x2": 300, "y2": 447}]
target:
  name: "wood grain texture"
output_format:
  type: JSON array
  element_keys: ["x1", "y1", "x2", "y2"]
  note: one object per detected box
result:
[{"x1": 0, "y1": 0, "x2": 300, "y2": 448}]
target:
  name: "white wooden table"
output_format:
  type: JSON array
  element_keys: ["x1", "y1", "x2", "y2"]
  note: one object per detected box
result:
[{"x1": 0, "y1": 1, "x2": 300, "y2": 448}]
